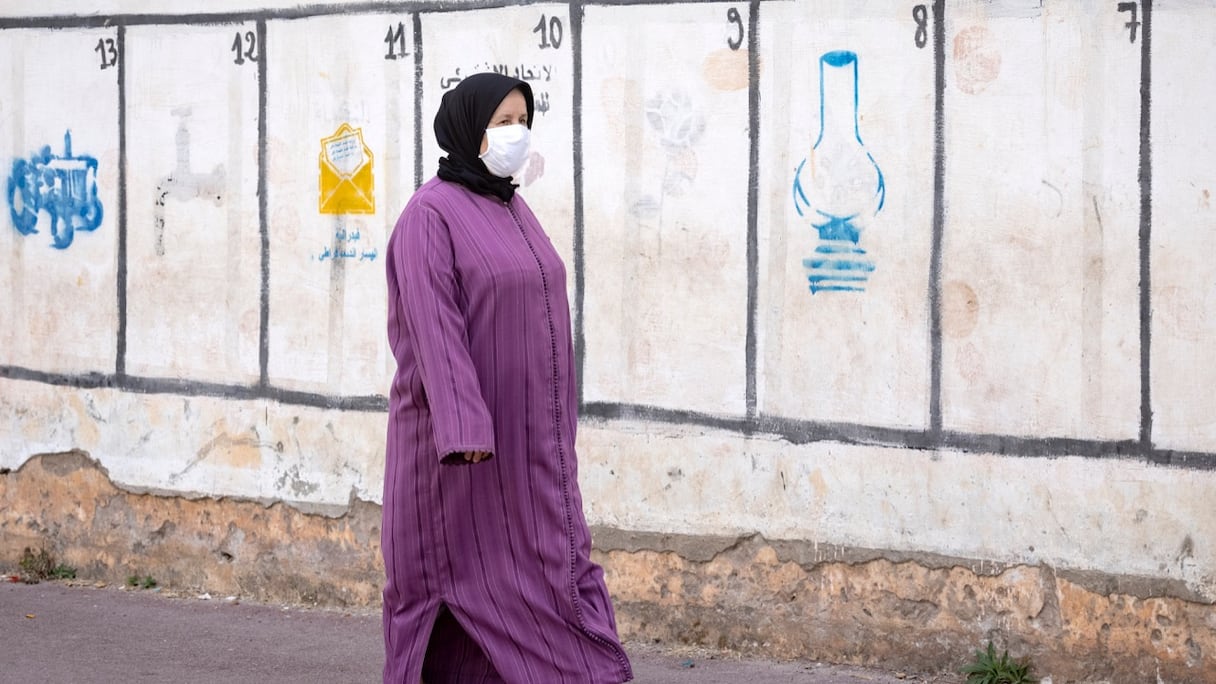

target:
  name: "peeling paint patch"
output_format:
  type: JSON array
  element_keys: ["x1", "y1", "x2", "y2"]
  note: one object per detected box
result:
[
  {"x1": 593, "y1": 535, "x2": 1216, "y2": 683},
  {"x1": 1, "y1": 451, "x2": 382, "y2": 606}
]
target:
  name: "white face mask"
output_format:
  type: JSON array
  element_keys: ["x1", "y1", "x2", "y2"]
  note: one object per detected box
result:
[{"x1": 479, "y1": 124, "x2": 531, "y2": 178}]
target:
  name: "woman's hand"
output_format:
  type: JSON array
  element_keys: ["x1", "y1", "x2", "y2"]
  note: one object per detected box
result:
[{"x1": 464, "y1": 451, "x2": 490, "y2": 464}]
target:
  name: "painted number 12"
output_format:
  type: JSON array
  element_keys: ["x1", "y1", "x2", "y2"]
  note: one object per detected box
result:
[
  {"x1": 95, "y1": 37, "x2": 118, "y2": 70},
  {"x1": 232, "y1": 30, "x2": 258, "y2": 65}
]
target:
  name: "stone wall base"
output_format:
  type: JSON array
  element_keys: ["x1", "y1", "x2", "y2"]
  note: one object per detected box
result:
[{"x1": 3, "y1": 452, "x2": 1211, "y2": 683}]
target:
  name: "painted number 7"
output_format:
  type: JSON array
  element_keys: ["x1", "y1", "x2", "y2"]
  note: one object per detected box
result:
[{"x1": 1117, "y1": 2, "x2": 1140, "y2": 43}]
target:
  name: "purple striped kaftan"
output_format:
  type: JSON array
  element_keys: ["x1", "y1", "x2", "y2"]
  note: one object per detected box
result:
[{"x1": 382, "y1": 177, "x2": 633, "y2": 684}]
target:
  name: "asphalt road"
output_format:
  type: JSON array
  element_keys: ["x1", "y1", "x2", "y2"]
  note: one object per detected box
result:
[{"x1": 2, "y1": 581, "x2": 953, "y2": 683}]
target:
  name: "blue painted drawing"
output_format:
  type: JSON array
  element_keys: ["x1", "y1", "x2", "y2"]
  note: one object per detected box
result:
[
  {"x1": 792, "y1": 51, "x2": 885, "y2": 293},
  {"x1": 6, "y1": 131, "x2": 103, "y2": 249}
]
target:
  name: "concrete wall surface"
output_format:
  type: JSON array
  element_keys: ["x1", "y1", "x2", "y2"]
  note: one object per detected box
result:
[{"x1": 2, "y1": 1, "x2": 1214, "y2": 681}]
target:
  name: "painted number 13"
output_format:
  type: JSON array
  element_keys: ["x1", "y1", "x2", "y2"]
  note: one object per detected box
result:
[{"x1": 95, "y1": 37, "x2": 118, "y2": 70}]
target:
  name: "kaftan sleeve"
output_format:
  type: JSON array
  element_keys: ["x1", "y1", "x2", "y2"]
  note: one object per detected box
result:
[{"x1": 393, "y1": 204, "x2": 495, "y2": 464}]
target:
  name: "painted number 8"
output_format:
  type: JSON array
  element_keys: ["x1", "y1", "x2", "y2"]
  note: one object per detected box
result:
[{"x1": 912, "y1": 4, "x2": 928, "y2": 49}]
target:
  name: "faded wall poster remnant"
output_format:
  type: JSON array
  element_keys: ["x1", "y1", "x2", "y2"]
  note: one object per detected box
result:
[
  {"x1": 7, "y1": 131, "x2": 103, "y2": 249},
  {"x1": 154, "y1": 108, "x2": 225, "y2": 256}
]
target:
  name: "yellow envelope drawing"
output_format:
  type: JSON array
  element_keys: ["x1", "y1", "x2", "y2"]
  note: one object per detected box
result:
[{"x1": 319, "y1": 123, "x2": 375, "y2": 215}]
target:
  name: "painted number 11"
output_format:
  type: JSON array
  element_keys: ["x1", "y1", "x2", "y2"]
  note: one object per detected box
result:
[{"x1": 384, "y1": 22, "x2": 407, "y2": 60}]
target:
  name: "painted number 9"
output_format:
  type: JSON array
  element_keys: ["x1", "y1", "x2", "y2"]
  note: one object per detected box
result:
[
  {"x1": 533, "y1": 14, "x2": 563, "y2": 50},
  {"x1": 726, "y1": 7, "x2": 744, "y2": 51},
  {"x1": 912, "y1": 4, "x2": 928, "y2": 49}
]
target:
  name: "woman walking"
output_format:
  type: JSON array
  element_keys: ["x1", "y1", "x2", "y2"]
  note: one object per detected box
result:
[{"x1": 381, "y1": 72, "x2": 633, "y2": 684}]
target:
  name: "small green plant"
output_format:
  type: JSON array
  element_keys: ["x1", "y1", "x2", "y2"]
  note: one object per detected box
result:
[
  {"x1": 50, "y1": 563, "x2": 76, "y2": 580},
  {"x1": 127, "y1": 574, "x2": 157, "y2": 589},
  {"x1": 962, "y1": 641, "x2": 1037, "y2": 684}
]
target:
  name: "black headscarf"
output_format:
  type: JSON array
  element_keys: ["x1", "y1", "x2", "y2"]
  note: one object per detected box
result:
[{"x1": 435, "y1": 73, "x2": 535, "y2": 202}]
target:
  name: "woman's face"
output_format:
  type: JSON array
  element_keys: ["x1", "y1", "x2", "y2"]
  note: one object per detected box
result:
[{"x1": 480, "y1": 89, "x2": 528, "y2": 154}]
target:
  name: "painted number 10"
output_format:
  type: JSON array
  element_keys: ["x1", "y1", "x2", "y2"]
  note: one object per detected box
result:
[
  {"x1": 533, "y1": 14, "x2": 563, "y2": 50},
  {"x1": 95, "y1": 37, "x2": 118, "y2": 70},
  {"x1": 231, "y1": 30, "x2": 258, "y2": 65}
]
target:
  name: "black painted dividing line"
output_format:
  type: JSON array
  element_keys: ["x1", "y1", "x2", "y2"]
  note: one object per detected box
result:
[
  {"x1": 0, "y1": 0, "x2": 767, "y2": 30},
  {"x1": 1138, "y1": 0, "x2": 1153, "y2": 448},
  {"x1": 1, "y1": 367, "x2": 115, "y2": 390},
  {"x1": 570, "y1": 0, "x2": 587, "y2": 403},
  {"x1": 257, "y1": 19, "x2": 270, "y2": 387},
  {"x1": 116, "y1": 25, "x2": 128, "y2": 378},
  {"x1": 584, "y1": 401, "x2": 748, "y2": 434},
  {"x1": 581, "y1": 399, "x2": 1198, "y2": 462},
  {"x1": 1153, "y1": 450, "x2": 1216, "y2": 470},
  {"x1": 743, "y1": 0, "x2": 759, "y2": 421},
  {"x1": 0, "y1": 1, "x2": 522, "y2": 30},
  {"x1": 413, "y1": 11, "x2": 424, "y2": 191},
  {"x1": 584, "y1": 0, "x2": 755, "y2": 5},
  {"x1": 0, "y1": 366, "x2": 387, "y2": 412},
  {"x1": 3, "y1": 363, "x2": 1211, "y2": 469},
  {"x1": 927, "y1": 0, "x2": 944, "y2": 435}
]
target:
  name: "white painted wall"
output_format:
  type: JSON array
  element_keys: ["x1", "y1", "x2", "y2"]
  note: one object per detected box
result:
[{"x1": 2, "y1": 0, "x2": 1214, "y2": 602}]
